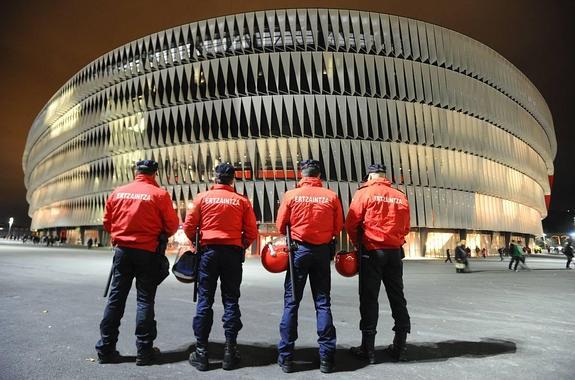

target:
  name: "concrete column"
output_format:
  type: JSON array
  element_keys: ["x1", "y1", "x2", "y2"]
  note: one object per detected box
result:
[
  {"x1": 97, "y1": 226, "x2": 104, "y2": 247},
  {"x1": 419, "y1": 228, "x2": 428, "y2": 257},
  {"x1": 488, "y1": 231, "x2": 494, "y2": 254},
  {"x1": 504, "y1": 232, "x2": 511, "y2": 248}
]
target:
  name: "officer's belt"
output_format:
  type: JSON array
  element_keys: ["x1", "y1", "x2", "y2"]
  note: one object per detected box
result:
[
  {"x1": 203, "y1": 244, "x2": 243, "y2": 251},
  {"x1": 293, "y1": 240, "x2": 330, "y2": 248},
  {"x1": 365, "y1": 248, "x2": 403, "y2": 254}
]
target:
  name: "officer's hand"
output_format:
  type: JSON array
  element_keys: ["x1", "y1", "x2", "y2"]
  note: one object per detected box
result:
[
  {"x1": 329, "y1": 238, "x2": 336, "y2": 261},
  {"x1": 329, "y1": 249, "x2": 336, "y2": 261}
]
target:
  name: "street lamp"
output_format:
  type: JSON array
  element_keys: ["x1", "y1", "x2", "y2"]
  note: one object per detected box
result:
[{"x1": 8, "y1": 217, "x2": 14, "y2": 237}]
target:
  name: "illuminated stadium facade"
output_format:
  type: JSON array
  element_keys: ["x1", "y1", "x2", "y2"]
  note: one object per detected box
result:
[{"x1": 22, "y1": 9, "x2": 556, "y2": 257}]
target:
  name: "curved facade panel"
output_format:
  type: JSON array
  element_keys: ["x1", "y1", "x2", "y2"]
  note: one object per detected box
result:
[{"x1": 23, "y1": 9, "x2": 556, "y2": 255}]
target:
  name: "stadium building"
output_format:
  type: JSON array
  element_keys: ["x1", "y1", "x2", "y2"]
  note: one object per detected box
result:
[{"x1": 22, "y1": 9, "x2": 556, "y2": 257}]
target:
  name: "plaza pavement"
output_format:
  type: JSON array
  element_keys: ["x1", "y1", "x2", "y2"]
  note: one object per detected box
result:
[{"x1": 0, "y1": 240, "x2": 573, "y2": 380}]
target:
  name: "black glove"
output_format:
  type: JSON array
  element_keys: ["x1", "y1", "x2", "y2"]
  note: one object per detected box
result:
[
  {"x1": 156, "y1": 232, "x2": 169, "y2": 255},
  {"x1": 156, "y1": 255, "x2": 170, "y2": 285},
  {"x1": 329, "y1": 238, "x2": 337, "y2": 261}
]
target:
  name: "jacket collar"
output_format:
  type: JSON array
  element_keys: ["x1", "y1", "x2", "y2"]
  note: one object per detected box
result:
[
  {"x1": 135, "y1": 174, "x2": 159, "y2": 187},
  {"x1": 297, "y1": 176, "x2": 323, "y2": 188},
  {"x1": 361, "y1": 177, "x2": 392, "y2": 189},
  {"x1": 210, "y1": 183, "x2": 235, "y2": 192}
]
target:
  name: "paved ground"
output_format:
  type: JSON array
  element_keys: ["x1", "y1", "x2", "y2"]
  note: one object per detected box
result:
[{"x1": 0, "y1": 240, "x2": 574, "y2": 380}]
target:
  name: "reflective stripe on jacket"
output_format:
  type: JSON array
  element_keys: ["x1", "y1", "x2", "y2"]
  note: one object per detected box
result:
[
  {"x1": 183, "y1": 184, "x2": 258, "y2": 248},
  {"x1": 103, "y1": 174, "x2": 180, "y2": 253},
  {"x1": 345, "y1": 177, "x2": 410, "y2": 250},
  {"x1": 276, "y1": 177, "x2": 343, "y2": 245}
]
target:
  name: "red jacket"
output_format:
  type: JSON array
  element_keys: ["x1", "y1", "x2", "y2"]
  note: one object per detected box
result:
[
  {"x1": 276, "y1": 177, "x2": 343, "y2": 245},
  {"x1": 345, "y1": 178, "x2": 410, "y2": 250},
  {"x1": 103, "y1": 174, "x2": 180, "y2": 253},
  {"x1": 183, "y1": 184, "x2": 258, "y2": 248}
]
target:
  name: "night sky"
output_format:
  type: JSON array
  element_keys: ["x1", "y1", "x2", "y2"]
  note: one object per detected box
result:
[{"x1": 1, "y1": 0, "x2": 573, "y2": 230}]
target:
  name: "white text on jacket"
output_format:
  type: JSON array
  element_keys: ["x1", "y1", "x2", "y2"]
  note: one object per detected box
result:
[
  {"x1": 204, "y1": 197, "x2": 240, "y2": 206},
  {"x1": 372, "y1": 195, "x2": 403, "y2": 204},
  {"x1": 115, "y1": 192, "x2": 151, "y2": 201},
  {"x1": 294, "y1": 196, "x2": 329, "y2": 204}
]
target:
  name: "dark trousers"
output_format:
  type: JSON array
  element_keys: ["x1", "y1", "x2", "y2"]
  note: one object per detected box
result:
[
  {"x1": 193, "y1": 245, "x2": 244, "y2": 343},
  {"x1": 444, "y1": 256, "x2": 452, "y2": 263},
  {"x1": 566, "y1": 256, "x2": 573, "y2": 268},
  {"x1": 359, "y1": 249, "x2": 411, "y2": 335},
  {"x1": 96, "y1": 247, "x2": 159, "y2": 355},
  {"x1": 278, "y1": 242, "x2": 336, "y2": 362},
  {"x1": 509, "y1": 257, "x2": 521, "y2": 270}
]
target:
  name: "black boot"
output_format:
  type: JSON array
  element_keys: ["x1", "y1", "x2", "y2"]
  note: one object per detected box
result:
[
  {"x1": 136, "y1": 347, "x2": 160, "y2": 366},
  {"x1": 349, "y1": 333, "x2": 376, "y2": 364},
  {"x1": 222, "y1": 341, "x2": 240, "y2": 370},
  {"x1": 319, "y1": 357, "x2": 334, "y2": 373},
  {"x1": 385, "y1": 331, "x2": 408, "y2": 362},
  {"x1": 189, "y1": 341, "x2": 209, "y2": 371},
  {"x1": 277, "y1": 357, "x2": 294, "y2": 373},
  {"x1": 97, "y1": 350, "x2": 121, "y2": 364}
]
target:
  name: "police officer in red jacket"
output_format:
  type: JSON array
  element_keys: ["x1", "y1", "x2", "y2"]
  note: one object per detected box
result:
[
  {"x1": 275, "y1": 159, "x2": 343, "y2": 373},
  {"x1": 345, "y1": 164, "x2": 411, "y2": 363},
  {"x1": 183, "y1": 163, "x2": 258, "y2": 371},
  {"x1": 96, "y1": 160, "x2": 180, "y2": 365}
]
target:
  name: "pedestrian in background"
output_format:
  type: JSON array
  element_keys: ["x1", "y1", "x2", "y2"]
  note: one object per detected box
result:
[
  {"x1": 346, "y1": 164, "x2": 411, "y2": 364},
  {"x1": 275, "y1": 159, "x2": 343, "y2": 373},
  {"x1": 184, "y1": 163, "x2": 258, "y2": 371},
  {"x1": 563, "y1": 239, "x2": 574, "y2": 269},
  {"x1": 509, "y1": 241, "x2": 521, "y2": 271},
  {"x1": 455, "y1": 240, "x2": 469, "y2": 273},
  {"x1": 95, "y1": 160, "x2": 179, "y2": 366},
  {"x1": 444, "y1": 249, "x2": 453, "y2": 263}
]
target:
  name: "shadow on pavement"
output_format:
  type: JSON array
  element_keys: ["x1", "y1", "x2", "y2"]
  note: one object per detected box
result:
[
  {"x1": 392, "y1": 338, "x2": 516, "y2": 364},
  {"x1": 143, "y1": 338, "x2": 515, "y2": 372},
  {"x1": 469, "y1": 268, "x2": 568, "y2": 273}
]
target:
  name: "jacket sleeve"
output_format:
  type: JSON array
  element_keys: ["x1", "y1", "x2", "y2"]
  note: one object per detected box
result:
[
  {"x1": 345, "y1": 192, "x2": 364, "y2": 247},
  {"x1": 102, "y1": 193, "x2": 115, "y2": 233},
  {"x1": 332, "y1": 197, "x2": 344, "y2": 237},
  {"x1": 242, "y1": 200, "x2": 258, "y2": 247},
  {"x1": 160, "y1": 192, "x2": 180, "y2": 236},
  {"x1": 183, "y1": 196, "x2": 202, "y2": 240},
  {"x1": 275, "y1": 194, "x2": 291, "y2": 235}
]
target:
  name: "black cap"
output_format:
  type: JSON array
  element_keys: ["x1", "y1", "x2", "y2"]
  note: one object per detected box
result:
[
  {"x1": 215, "y1": 163, "x2": 235, "y2": 178},
  {"x1": 136, "y1": 159, "x2": 159, "y2": 173},
  {"x1": 362, "y1": 163, "x2": 386, "y2": 181},
  {"x1": 367, "y1": 164, "x2": 386, "y2": 174},
  {"x1": 300, "y1": 159, "x2": 321, "y2": 170}
]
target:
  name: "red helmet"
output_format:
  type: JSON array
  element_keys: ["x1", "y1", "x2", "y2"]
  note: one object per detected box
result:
[
  {"x1": 335, "y1": 251, "x2": 358, "y2": 277},
  {"x1": 261, "y1": 236, "x2": 289, "y2": 273}
]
